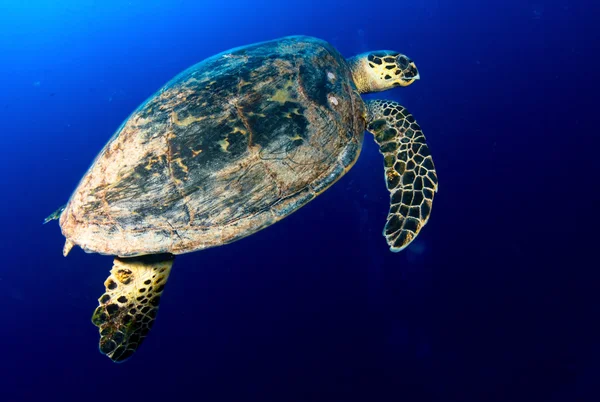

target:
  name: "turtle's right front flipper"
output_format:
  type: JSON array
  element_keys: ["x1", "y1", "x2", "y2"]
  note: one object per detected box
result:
[
  {"x1": 366, "y1": 100, "x2": 438, "y2": 252},
  {"x1": 92, "y1": 254, "x2": 174, "y2": 362}
]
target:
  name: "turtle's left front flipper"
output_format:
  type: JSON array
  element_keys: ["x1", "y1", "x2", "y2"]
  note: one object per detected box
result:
[
  {"x1": 92, "y1": 254, "x2": 174, "y2": 362},
  {"x1": 366, "y1": 100, "x2": 438, "y2": 252}
]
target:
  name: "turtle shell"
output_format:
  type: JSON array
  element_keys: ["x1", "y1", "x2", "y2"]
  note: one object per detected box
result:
[{"x1": 60, "y1": 36, "x2": 366, "y2": 257}]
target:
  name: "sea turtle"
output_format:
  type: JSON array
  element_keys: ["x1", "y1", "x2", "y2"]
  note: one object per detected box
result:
[{"x1": 46, "y1": 36, "x2": 438, "y2": 362}]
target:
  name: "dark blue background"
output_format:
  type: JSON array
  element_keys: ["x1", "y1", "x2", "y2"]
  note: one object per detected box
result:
[{"x1": 1, "y1": 1, "x2": 598, "y2": 401}]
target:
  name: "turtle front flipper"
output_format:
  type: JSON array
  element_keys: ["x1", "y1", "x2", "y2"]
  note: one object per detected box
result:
[
  {"x1": 366, "y1": 100, "x2": 438, "y2": 252},
  {"x1": 91, "y1": 254, "x2": 174, "y2": 362}
]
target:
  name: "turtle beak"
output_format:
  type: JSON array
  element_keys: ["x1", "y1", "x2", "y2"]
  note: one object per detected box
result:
[
  {"x1": 391, "y1": 55, "x2": 420, "y2": 87},
  {"x1": 412, "y1": 68, "x2": 420, "y2": 81},
  {"x1": 405, "y1": 62, "x2": 420, "y2": 82}
]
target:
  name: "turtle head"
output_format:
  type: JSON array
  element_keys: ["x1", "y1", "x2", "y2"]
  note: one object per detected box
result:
[{"x1": 348, "y1": 51, "x2": 420, "y2": 94}]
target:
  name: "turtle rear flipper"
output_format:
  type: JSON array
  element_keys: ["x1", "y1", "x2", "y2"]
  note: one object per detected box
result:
[
  {"x1": 43, "y1": 204, "x2": 66, "y2": 224},
  {"x1": 92, "y1": 254, "x2": 174, "y2": 362},
  {"x1": 366, "y1": 100, "x2": 438, "y2": 252}
]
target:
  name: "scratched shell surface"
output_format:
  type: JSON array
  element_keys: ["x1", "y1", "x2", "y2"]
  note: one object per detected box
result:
[{"x1": 60, "y1": 36, "x2": 366, "y2": 257}]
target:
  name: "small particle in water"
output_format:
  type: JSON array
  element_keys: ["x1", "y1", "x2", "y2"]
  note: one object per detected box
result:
[
  {"x1": 327, "y1": 72, "x2": 335, "y2": 81},
  {"x1": 328, "y1": 95, "x2": 338, "y2": 106}
]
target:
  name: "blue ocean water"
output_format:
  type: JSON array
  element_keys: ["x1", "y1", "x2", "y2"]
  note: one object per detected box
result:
[{"x1": 0, "y1": 0, "x2": 598, "y2": 401}]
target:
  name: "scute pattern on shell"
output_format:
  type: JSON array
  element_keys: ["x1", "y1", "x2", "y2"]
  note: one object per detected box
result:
[{"x1": 60, "y1": 36, "x2": 366, "y2": 257}]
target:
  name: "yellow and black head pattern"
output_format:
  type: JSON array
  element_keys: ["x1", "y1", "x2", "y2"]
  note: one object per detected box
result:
[
  {"x1": 348, "y1": 51, "x2": 420, "y2": 93},
  {"x1": 368, "y1": 51, "x2": 419, "y2": 87}
]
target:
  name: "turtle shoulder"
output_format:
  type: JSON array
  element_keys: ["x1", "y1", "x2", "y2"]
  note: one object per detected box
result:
[{"x1": 60, "y1": 36, "x2": 366, "y2": 257}]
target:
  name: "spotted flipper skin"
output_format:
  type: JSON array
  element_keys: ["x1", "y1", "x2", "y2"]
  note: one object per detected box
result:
[
  {"x1": 366, "y1": 100, "x2": 438, "y2": 252},
  {"x1": 91, "y1": 254, "x2": 174, "y2": 362}
]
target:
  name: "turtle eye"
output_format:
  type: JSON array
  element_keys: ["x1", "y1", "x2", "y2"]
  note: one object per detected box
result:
[{"x1": 398, "y1": 56, "x2": 409, "y2": 69}]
